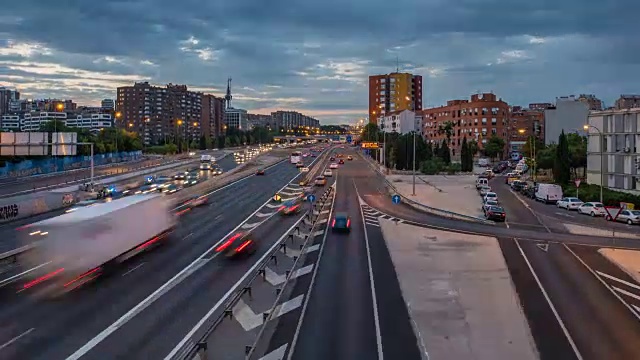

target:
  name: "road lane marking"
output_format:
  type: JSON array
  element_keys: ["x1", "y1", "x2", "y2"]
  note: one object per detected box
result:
[
  {"x1": 517, "y1": 241, "x2": 583, "y2": 360},
  {"x1": 0, "y1": 328, "x2": 35, "y2": 350},
  {"x1": 266, "y1": 204, "x2": 282, "y2": 209},
  {"x1": 259, "y1": 344, "x2": 288, "y2": 360},
  {"x1": 256, "y1": 212, "x2": 274, "y2": 218},
  {"x1": 354, "y1": 186, "x2": 384, "y2": 360},
  {"x1": 122, "y1": 262, "x2": 146, "y2": 277},
  {"x1": 597, "y1": 271, "x2": 640, "y2": 291},
  {"x1": 242, "y1": 222, "x2": 262, "y2": 229}
]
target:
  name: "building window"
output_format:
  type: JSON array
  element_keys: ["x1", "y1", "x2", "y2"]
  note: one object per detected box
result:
[{"x1": 491, "y1": 118, "x2": 497, "y2": 125}]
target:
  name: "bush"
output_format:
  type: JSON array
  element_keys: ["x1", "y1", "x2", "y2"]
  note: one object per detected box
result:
[
  {"x1": 420, "y1": 159, "x2": 444, "y2": 175},
  {"x1": 144, "y1": 144, "x2": 178, "y2": 155},
  {"x1": 561, "y1": 183, "x2": 640, "y2": 208}
]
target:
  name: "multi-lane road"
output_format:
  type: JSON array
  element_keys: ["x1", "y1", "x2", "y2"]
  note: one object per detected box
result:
[{"x1": 1, "y1": 145, "x2": 640, "y2": 360}]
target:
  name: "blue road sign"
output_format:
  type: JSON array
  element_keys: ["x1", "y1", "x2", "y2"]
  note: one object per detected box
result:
[
  {"x1": 346, "y1": 135, "x2": 353, "y2": 143},
  {"x1": 307, "y1": 194, "x2": 316, "y2": 203},
  {"x1": 392, "y1": 194, "x2": 401, "y2": 204}
]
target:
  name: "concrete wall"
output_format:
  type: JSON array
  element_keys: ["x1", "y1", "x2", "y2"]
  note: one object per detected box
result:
[
  {"x1": 544, "y1": 98, "x2": 589, "y2": 145},
  {"x1": 0, "y1": 191, "x2": 77, "y2": 224}
]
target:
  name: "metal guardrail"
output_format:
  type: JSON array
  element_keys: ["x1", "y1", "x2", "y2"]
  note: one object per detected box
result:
[
  {"x1": 358, "y1": 153, "x2": 494, "y2": 225},
  {"x1": 180, "y1": 182, "x2": 336, "y2": 360},
  {"x1": 0, "y1": 244, "x2": 34, "y2": 261}
]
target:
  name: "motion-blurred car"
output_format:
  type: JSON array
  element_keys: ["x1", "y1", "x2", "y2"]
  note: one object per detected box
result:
[
  {"x1": 185, "y1": 195, "x2": 208, "y2": 208},
  {"x1": 174, "y1": 172, "x2": 186, "y2": 180},
  {"x1": 323, "y1": 169, "x2": 333, "y2": 177},
  {"x1": 329, "y1": 163, "x2": 339, "y2": 169},
  {"x1": 347, "y1": 155, "x2": 353, "y2": 161},
  {"x1": 331, "y1": 213, "x2": 351, "y2": 233},
  {"x1": 211, "y1": 165, "x2": 223, "y2": 175},
  {"x1": 315, "y1": 176, "x2": 327, "y2": 186},
  {"x1": 256, "y1": 168, "x2": 265, "y2": 175},
  {"x1": 279, "y1": 199, "x2": 303, "y2": 215},
  {"x1": 296, "y1": 162, "x2": 304, "y2": 168},
  {"x1": 485, "y1": 206, "x2": 506, "y2": 221},
  {"x1": 215, "y1": 231, "x2": 256, "y2": 258},
  {"x1": 329, "y1": 157, "x2": 335, "y2": 161},
  {"x1": 300, "y1": 167, "x2": 310, "y2": 173},
  {"x1": 338, "y1": 159, "x2": 345, "y2": 165}
]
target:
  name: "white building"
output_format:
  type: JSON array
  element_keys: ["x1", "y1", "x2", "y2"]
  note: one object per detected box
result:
[
  {"x1": 544, "y1": 96, "x2": 589, "y2": 145},
  {"x1": 224, "y1": 107, "x2": 249, "y2": 130},
  {"x1": 586, "y1": 108, "x2": 640, "y2": 194},
  {"x1": 1, "y1": 111, "x2": 113, "y2": 133},
  {"x1": 21, "y1": 112, "x2": 67, "y2": 131},
  {"x1": 378, "y1": 109, "x2": 421, "y2": 134},
  {"x1": 0, "y1": 114, "x2": 20, "y2": 131},
  {"x1": 66, "y1": 113, "x2": 113, "y2": 133}
]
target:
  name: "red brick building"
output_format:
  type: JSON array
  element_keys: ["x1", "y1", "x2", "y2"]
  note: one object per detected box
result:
[
  {"x1": 421, "y1": 93, "x2": 510, "y2": 157},
  {"x1": 509, "y1": 105, "x2": 545, "y2": 144}
]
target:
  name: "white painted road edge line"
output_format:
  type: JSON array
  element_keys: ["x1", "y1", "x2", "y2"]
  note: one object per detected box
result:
[
  {"x1": 65, "y1": 153, "x2": 327, "y2": 360},
  {"x1": 563, "y1": 244, "x2": 640, "y2": 322},
  {"x1": 354, "y1": 181, "x2": 384, "y2": 360},
  {"x1": 164, "y1": 216, "x2": 307, "y2": 360},
  {"x1": 515, "y1": 240, "x2": 584, "y2": 360},
  {"x1": 0, "y1": 327, "x2": 35, "y2": 351},
  {"x1": 286, "y1": 176, "x2": 337, "y2": 360}
]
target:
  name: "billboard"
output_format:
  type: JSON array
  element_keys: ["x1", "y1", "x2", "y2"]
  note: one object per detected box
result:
[
  {"x1": 52, "y1": 132, "x2": 77, "y2": 156},
  {"x1": 361, "y1": 141, "x2": 379, "y2": 149},
  {"x1": 0, "y1": 132, "x2": 48, "y2": 156}
]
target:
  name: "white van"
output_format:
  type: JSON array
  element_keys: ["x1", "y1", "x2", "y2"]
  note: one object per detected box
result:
[
  {"x1": 535, "y1": 184, "x2": 563, "y2": 204},
  {"x1": 476, "y1": 177, "x2": 488, "y2": 189}
]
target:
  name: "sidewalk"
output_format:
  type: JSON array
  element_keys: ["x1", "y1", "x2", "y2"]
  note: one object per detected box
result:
[
  {"x1": 386, "y1": 174, "x2": 484, "y2": 219},
  {"x1": 598, "y1": 249, "x2": 640, "y2": 284},
  {"x1": 378, "y1": 218, "x2": 538, "y2": 360},
  {"x1": 563, "y1": 223, "x2": 640, "y2": 240}
]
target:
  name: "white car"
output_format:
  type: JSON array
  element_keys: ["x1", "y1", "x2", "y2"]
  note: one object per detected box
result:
[
  {"x1": 300, "y1": 167, "x2": 310, "y2": 173},
  {"x1": 323, "y1": 169, "x2": 333, "y2": 177},
  {"x1": 577, "y1": 202, "x2": 607, "y2": 217},
  {"x1": 483, "y1": 192, "x2": 498, "y2": 203},
  {"x1": 556, "y1": 197, "x2": 584, "y2": 210},
  {"x1": 479, "y1": 186, "x2": 491, "y2": 196},
  {"x1": 329, "y1": 163, "x2": 339, "y2": 169},
  {"x1": 482, "y1": 200, "x2": 499, "y2": 213}
]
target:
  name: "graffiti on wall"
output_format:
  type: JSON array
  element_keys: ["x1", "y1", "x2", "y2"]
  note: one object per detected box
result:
[{"x1": 0, "y1": 204, "x2": 18, "y2": 220}]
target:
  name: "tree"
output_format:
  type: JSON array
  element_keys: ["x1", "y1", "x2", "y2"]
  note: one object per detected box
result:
[
  {"x1": 461, "y1": 137, "x2": 471, "y2": 172},
  {"x1": 362, "y1": 123, "x2": 381, "y2": 142},
  {"x1": 199, "y1": 135, "x2": 207, "y2": 150},
  {"x1": 554, "y1": 131, "x2": 571, "y2": 185},
  {"x1": 484, "y1": 135, "x2": 505, "y2": 160},
  {"x1": 437, "y1": 121, "x2": 454, "y2": 145},
  {"x1": 567, "y1": 133, "x2": 587, "y2": 179},
  {"x1": 536, "y1": 144, "x2": 556, "y2": 170},
  {"x1": 468, "y1": 139, "x2": 479, "y2": 158},
  {"x1": 439, "y1": 139, "x2": 451, "y2": 164}
]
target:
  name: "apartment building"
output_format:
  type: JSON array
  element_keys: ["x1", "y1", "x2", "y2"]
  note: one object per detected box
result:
[
  {"x1": 577, "y1": 94, "x2": 603, "y2": 111},
  {"x1": 248, "y1": 113, "x2": 273, "y2": 129},
  {"x1": 202, "y1": 94, "x2": 225, "y2": 138},
  {"x1": 224, "y1": 107, "x2": 249, "y2": 130},
  {"x1": 101, "y1": 99, "x2": 115, "y2": 111},
  {"x1": 270, "y1": 111, "x2": 320, "y2": 130},
  {"x1": 368, "y1": 72, "x2": 422, "y2": 124},
  {"x1": 379, "y1": 110, "x2": 421, "y2": 134},
  {"x1": 0, "y1": 87, "x2": 20, "y2": 116},
  {"x1": 509, "y1": 105, "x2": 545, "y2": 153},
  {"x1": 117, "y1": 82, "x2": 202, "y2": 145},
  {"x1": 544, "y1": 96, "x2": 589, "y2": 145},
  {"x1": 421, "y1": 93, "x2": 510, "y2": 156},
  {"x1": 614, "y1": 95, "x2": 640, "y2": 110},
  {"x1": 1, "y1": 111, "x2": 113, "y2": 133},
  {"x1": 586, "y1": 108, "x2": 640, "y2": 194},
  {"x1": 65, "y1": 113, "x2": 113, "y2": 133}
]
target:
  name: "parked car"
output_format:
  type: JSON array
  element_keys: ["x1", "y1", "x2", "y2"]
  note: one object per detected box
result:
[
  {"x1": 578, "y1": 202, "x2": 607, "y2": 217},
  {"x1": 556, "y1": 197, "x2": 584, "y2": 210},
  {"x1": 483, "y1": 200, "x2": 499, "y2": 213},
  {"x1": 535, "y1": 183, "x2": 563, "y2": 204},
  {"x1": 483, "y1": 192, "x2": 498, "y2": 203},
  {"x1": 485, "y1": 206, "x2": 507, "y2": 221},
  {"x1": 479, "y1": 185, "x2": 492, "y2": 196},
  {"x1": 613, "y1": 209, "x2": 640, "y2": 225}
]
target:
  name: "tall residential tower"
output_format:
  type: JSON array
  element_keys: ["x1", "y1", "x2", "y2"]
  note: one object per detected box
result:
[{"x1": 368, "y1": 72, "x2": 422, "y2": 124}]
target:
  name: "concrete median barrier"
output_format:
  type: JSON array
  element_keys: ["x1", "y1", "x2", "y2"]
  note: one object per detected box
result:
[{"x1": 0, "y1": 191, "x2": 77, "y2": 225}]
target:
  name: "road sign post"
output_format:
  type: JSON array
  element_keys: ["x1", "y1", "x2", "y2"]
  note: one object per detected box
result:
[
  {"x1": 392, "y1": 194, "x2": 401, "y2": 204},
  {"x1": 575, "y1": 179, "x2": 581, "y2": 198}
]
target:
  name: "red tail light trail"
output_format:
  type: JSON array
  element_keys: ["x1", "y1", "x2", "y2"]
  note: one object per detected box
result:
[
  {"x1": 23, "y1": 268, "x2": 64, "y2": 289},
  {"x1": 235, "y1": 240, "x2": 253, "y2": 253}
]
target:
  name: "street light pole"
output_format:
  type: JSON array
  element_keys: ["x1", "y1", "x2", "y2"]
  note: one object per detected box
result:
[
  {"x1": 584, "y1": 124, "x2": 604, "y2": 203},
  {"x1": 412, "y1": 130, "x2": 416, "y2": 196}
]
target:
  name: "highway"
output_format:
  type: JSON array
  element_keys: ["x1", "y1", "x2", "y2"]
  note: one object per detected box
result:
[
  {"x1": 0, "y1": 150, "x2": 227, "y2": 197},
  {"x1": 0, "y1": 152, "x2": 323, "y2": 360},
  {"x1": 0, "y1": 154, "x2": 240, "y2": 255}
]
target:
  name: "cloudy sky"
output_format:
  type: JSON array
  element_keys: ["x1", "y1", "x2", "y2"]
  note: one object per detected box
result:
[{"x1": 0, "y1": 0, "x2": 638, "y2": 125}]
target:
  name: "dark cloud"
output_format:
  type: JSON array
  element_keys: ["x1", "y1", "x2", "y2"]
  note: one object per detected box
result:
[{"x1": 0, "y1": 0, "x2": 638, "y2": 124}]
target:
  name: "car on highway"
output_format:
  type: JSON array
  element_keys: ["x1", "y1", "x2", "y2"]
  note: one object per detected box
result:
[
  {"x1": 482, "y1": 200, "x2": 499, "y2": 213},
  {"x1": 296, "y1": 161, "x2": 304, "y2": 168},
  {"x1": 211, "y1": 165, "x2": 223, "y2": 175},
  {"x1": 174, "y1": 172, "x2": 187, "y2": 180},
  {"x1": 323, "y1": 169, "x2": 333, "y2": 177},
  {"x1": 613, "y1": 209, "x2": 640, "y2": 225},
  {"x1": 329, "y1": 163, "x2": 339, "y2": 169},
  {"x1": 185, "y1": 195, "x2": 208, "y2": 208},
  {"x1": 256, "y1": 168, "x2": 266, "y2": 175},
  {"x1": 338, "y1": 159, "x2": 345, "y2": 165},
  {"x1": 215, "y1": 231, "x2": 256, "y2": 258},
  {"x1": 162, "y1": 184, "x2": 180, "y2": 194},
  {"x1": 300, "y1": 167, "x2": 310, "y2": 173},
  {"x1": 279, "y1": 199, "x2": 303, "y2": 215},
  {"x1": 485, "y1": 206, "x2": 506, "y2": 221},
  {"x1": 556, "y1": 197, "x2": 584, "y2": 210},
  {"x1": 331, "y1": 213, "x2": 351, "y2": 233},
  {"x1": 315, "y1": 175, "x2": 327, "y2": 186},
  {"x1": 578, "y1": 202, "x2": 607, "y2": 217},
  {"x1": 347, "y1": 155, "x2": 353, "y2": 161},
  {"x1": 483, "y1": 192, "x2": 498, "y2": 203},
  {"x1": 329, "y1": 157, "x2": 335, "y2": 161}
]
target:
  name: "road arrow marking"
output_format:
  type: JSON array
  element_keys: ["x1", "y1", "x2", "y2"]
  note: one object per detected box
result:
[
  {"x1": 280, "y1": 191, "x2": 301, "y2": 196},
  {"x1": 280, "y1": 244, "x2": 320, "y2": 258},
  {"x1": 266, "y1": 203, "x2": 281, "y2": 209},
  {"x1": 273, "y1": 294, "x2": 304, "y2": 318},
  {"x1": 316, "y1": 219, "x2": 328, "y2": 225},
  {"x1": 242, "y1": 222, "x2": 262, "y2": 230},
  {"x1": 258, "y1": 343, "x2": 288, "y2": 360},
  {"x1": 280, "y1": 197, "x2": 297, "y2": 202},
  {"x1": 256, "y1": 212, "x2": 274, "y2": 218},
  {"x1": 536, "y1": 242, "x2": 549, "y2": 252}
]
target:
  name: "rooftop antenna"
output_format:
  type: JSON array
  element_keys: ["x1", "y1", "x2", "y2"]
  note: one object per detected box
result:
[
  {"x1": 225, "y1": 77, "x2": 232, "y2": 109},
  {"x1": 396, "y1": 55, "x2": 399, "y2": 73}
]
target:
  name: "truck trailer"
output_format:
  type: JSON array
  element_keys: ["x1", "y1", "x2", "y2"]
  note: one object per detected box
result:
[{"x1": 18, "y1": 194, "x2": 176, "y2": 296}]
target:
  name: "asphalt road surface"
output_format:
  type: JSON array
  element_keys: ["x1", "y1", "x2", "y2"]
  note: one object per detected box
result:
[{"x1": 0, "y1": 154, "x2": 321, "y2": 360}]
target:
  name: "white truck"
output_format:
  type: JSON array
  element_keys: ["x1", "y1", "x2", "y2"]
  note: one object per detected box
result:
[
  {"x1": 18, "y1": 194, "x2": 176, "y2": 296},
  {"x1": 200, "y1": 154, "x2": 216, "y2": 170}
]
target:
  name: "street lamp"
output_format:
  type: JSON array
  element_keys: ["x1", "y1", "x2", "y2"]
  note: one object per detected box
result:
[
  {"x1": 114, "y1": 111, "x2": 122, "y2": 155},
  {"x1": 518, "y1": 128, "x2": 537, "y2": 181},
  {"x1": 584, "y1": 124, "x2": 604, "y2": 203}
]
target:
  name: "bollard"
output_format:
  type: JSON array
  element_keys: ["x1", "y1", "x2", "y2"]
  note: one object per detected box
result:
[
  {"x1": 293, "y1": 255, "x2": 298, "y2": 262},
  {"x1": 285, "y1": 270, "x2": 290, "y2": 279},
  {"x1": 263, "y1": 312, "x2": 270, "y2": 321},
  {"x1": 296, "y1": 226, "x2": 300, "y2": 234},
  {"x1": 299, "y1": 244, "x2": 304, "y2": 250},
  {"x1": 304, "y1": 235, "x2": 309, "y2": 241},
  {"x1": 224, "y1": 309, "x2": 233, "y2": 318},
  {"x1": 243, "y1": 286, "x2": 252, "y2": 298},
  {"x1": 245, "y1": 346, "x2": 253, "y2": 355},
  {"x1": 271, "y1": 254, "x2": 278, "y2": 265},
  {"x1": 258, "y1": 269, "x2": 266, "y2": 279},
  {"x1": 276, "y1": 288, "x2": 281, "y2": 295},
  {"x1": 288, "y1": 234, "x2": 294, "y2": 242}
]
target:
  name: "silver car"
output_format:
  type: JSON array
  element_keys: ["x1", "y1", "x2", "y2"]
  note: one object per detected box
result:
[{"x1": 614, "y1": 210, "x2": 640, "y2": 225}]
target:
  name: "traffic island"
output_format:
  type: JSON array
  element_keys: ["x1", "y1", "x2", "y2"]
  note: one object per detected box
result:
[{"x1": 378, "y1": 218, "x2": 538, "y2": 360}]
